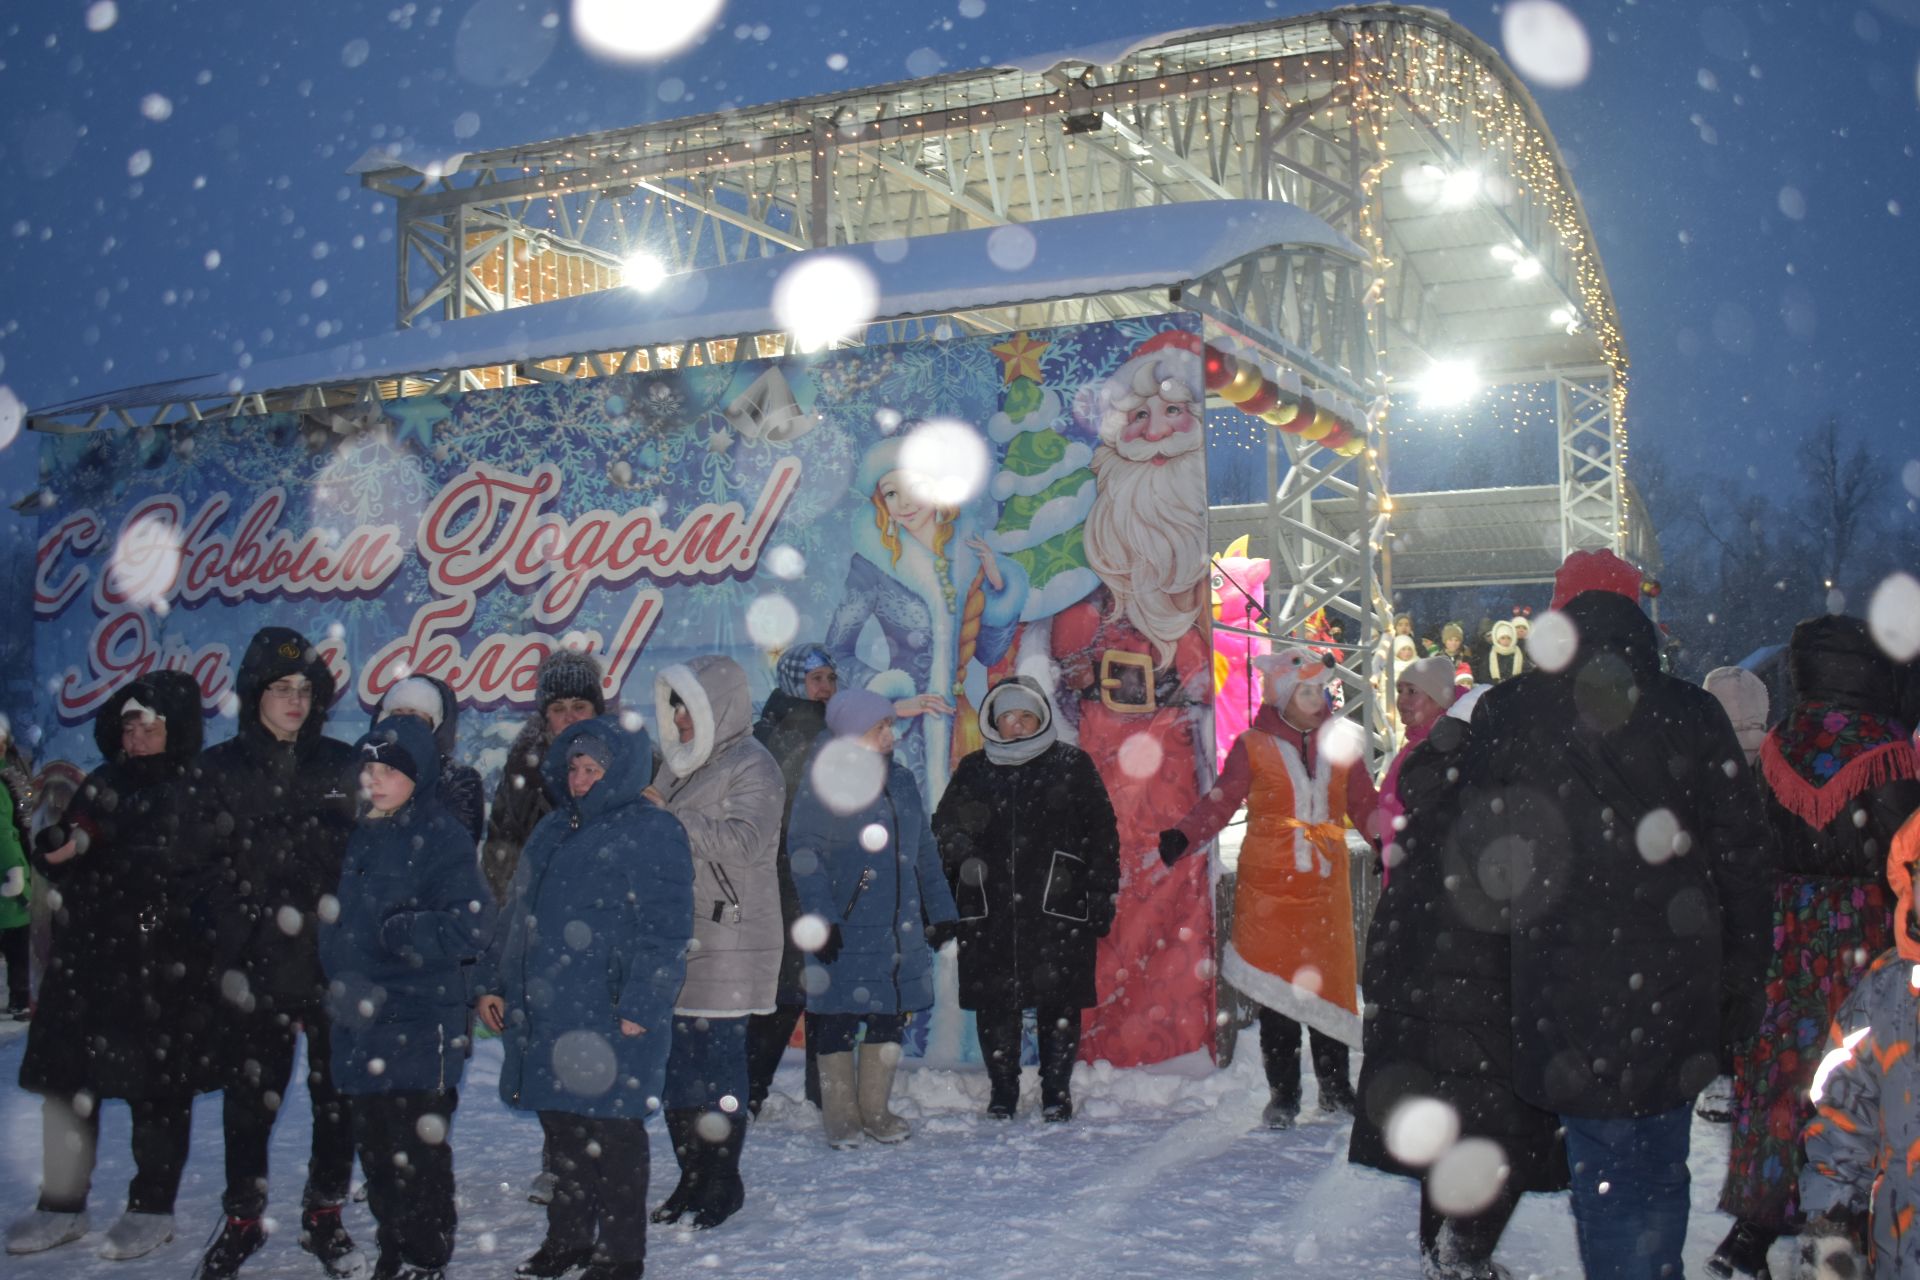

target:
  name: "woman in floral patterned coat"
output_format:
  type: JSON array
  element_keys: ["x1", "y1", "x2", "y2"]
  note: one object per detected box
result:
[{"x1": 1712, "y1": 616, "x2": 1920, "y2": 1278}]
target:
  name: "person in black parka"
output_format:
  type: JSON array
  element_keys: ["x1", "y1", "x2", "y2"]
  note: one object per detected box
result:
[
  {"x1": 194, "y1": 627, "x2": 362, "y2": 1280},
  {"x1": 743, "y1": 643, "x2": 838, "y2": 1115},
  {"x1": 1463, "y1": 553, "x2": 1776, "y2": 1279},
  {"x1": 933, "y1": 675, "x2": 1121, "y2": 1122},
  {"x1": 1349, "y1": 691, "x2": 1567, "y2": 1279},
  {"x1": 6, "y1": 671, "x2": 217, "y2": 1262}
]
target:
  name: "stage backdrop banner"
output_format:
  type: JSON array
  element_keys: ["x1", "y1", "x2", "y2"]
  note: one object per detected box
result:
[{"x1": 32, "y1": 312, "x2": 1217, "y2": 1066}]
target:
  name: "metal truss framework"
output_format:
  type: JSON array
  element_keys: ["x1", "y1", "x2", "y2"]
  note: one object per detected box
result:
[{"x1": 344, "y1": 7, "x2": 1636, "y2": 766}]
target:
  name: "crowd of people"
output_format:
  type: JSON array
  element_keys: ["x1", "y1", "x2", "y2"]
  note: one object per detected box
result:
[{"x1": 0, "y1": 544, "x2": 1916, "y2": 1280}]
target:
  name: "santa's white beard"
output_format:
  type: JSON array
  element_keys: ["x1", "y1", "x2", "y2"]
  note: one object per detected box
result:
[{"x1": 1084, "y1": 442, "x2": 1210, "y2": 665}]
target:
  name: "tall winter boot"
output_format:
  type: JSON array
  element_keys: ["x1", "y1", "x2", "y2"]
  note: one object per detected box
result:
[
  {"x1": 976, "y1": 1009, "x2": 1022, "y2": 1119},
  {"x1": 817, "y1": 1052, "x2": 863, "y2": 1149},
  {"x1": 1037, "y1": 1008, "x2": 1081, "y2": 1123},
  {"x1": 649, "y1": 1109, "x2": 703, "y2": 1225},
  {"x1": 1258, "y1": 1009, "x2": 1303, "y2": 1130},
  {"x1": 1311, "y1": 1031, "x2": 1357, "y2": 1115},
  {"x1": 856, "y1": 1042, "x2": 911, "y2": 1143},
  {"x1": 690, "y1": 1114, "x2": 746, "y2": 1230}
]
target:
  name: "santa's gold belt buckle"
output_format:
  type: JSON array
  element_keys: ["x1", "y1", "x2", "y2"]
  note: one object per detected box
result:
[{"x1": 1098, "y1": 650, "x2": 1157, "y2": 714}]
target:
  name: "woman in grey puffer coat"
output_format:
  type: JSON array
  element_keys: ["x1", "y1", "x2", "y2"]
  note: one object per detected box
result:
[{"x1": 645, "y1": 655, "x2": 785, "y2": 1231}]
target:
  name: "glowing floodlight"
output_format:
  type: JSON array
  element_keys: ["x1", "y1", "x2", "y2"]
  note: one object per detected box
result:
[
  {"x1": 622, "y1": 252, "x2": 668, "y2": 293},
  {"x1": 1439, "y1": 168, "x2": 1482, "y2": 208},
  {"x1": 1415, "y1": 359, "x2": 1482, "y2": 409}
]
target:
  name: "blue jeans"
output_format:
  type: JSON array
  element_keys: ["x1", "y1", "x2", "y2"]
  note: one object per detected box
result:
[
  {"x1": 1561, "y1": 1106, "x2": 1692, "y2": 1280},
  {"x1": 662, "y1": 1015, "x2": 749, "y2": 1112}
]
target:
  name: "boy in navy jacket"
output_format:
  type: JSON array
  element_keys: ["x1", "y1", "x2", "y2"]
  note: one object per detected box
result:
[{"x1": 320, "y1": 717, "x2": 495, "y2": 1280}]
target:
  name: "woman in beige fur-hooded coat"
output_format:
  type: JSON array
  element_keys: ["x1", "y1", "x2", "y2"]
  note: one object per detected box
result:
[{"x1": 646, "y1": 654, "x2": 786, "y2": 1230}]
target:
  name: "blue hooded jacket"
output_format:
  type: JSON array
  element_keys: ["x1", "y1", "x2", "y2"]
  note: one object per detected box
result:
[
  {"x1": 480, "y1": 716, "x2": 694, "y2": 1118},
  {"x1": 320, "y1": 715, "x2": 497, "y2": 1096},
  {"x1": 787, "y1": 735, "x2": 958, "y2": 1017}
]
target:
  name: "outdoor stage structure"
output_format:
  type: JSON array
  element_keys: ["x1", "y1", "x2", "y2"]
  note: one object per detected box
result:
[{"x1": 28, "y1": 4, "x2": 1657, "y2": 775}]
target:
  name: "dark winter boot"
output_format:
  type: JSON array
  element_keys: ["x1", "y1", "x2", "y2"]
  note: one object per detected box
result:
[
  {"x1": 1038, "y1": 1007, "x2": 1080, "y2": 1123},
  {"x1": 649, "y1": 1110, "x2": 703, "y2": 1226},
  {"x1": 691, "y1": 1114, "x2": 746, "y2": 1230},
  {"x1": 1311, "y1": 1032, "x2": 1357, "y2": 1116},
  {"x1": 578, "y1": 1262, "x2": 644, "y2": 1280},
  {"x1": 1258, "y1": 1011, "x2": 1303, "y2": 1130},
  {"x1": 195, "y1": 1216, "x2": 268, "y2": 1280},
  {"x1": 976, "y1": 1007, "x2": 1024, "y2": 1119},
  {"x1": 1705, "y1": 1219, "x2": 1777, "y2": 1279},
  {"x1": 514, "y1": 1240, "x2": 595, "y2": 1278},
  {"x1": 298, "y1": 1204, "x2": 364, "y2": 1278}
]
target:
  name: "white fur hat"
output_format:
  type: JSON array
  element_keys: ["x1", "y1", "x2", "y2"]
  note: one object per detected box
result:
[{"x1": 379, "y1": 676, "x2": 444, "y2": 729}]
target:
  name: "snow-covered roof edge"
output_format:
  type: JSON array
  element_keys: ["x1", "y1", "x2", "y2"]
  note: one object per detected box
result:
[{"x1": 35, "y1": 201, "x2": 1362, "y2": 419}]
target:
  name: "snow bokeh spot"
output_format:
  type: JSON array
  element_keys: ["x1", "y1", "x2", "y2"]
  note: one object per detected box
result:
[
  {"x1": 810, "y1": 738, "x2": 887, "y2": 815},
  {"x1": 987, "y1": 224, "x2": 1038, "y2": 272},
  {"x1": 1634, "y1": 809, "x2": 1689, "y2": 864},
  {"x1": 772, "y1": 255, "x2": 878, "y2": 350},
  {"x1": 85, "y1": 3, "x2": 117, "y2": 32},
  {"x1": 1526, "y1": 611, "x2": 1579, "y2": 672},
  {"x1": 0, "y1": 386, "x2": 23, "y2": 452},
  {"x1": 765, "y1": 544, "x2": 806, "y2": 580},
  {"x1": 1384, "y1": 1097, "x2": 1461, "y2": 1168},
  {"x1": 551, "y1": 1029, "x2": 618, "y2": 1097},
  {"x1": 696, "y1": 1111, "x2": 732, "y2": 1142},
  {"x1": 563, "y1": 919, "x2": 593, "y2": 951},
  {"x1": 897, "y1": 418, "x2": 990, "y2": 508},
  {"x1": 415, "y1": 1113, "x2": 448, "y2": 1145},
  {"x1": 275, "y1": 904, "x2": 305, "y2": 937},
  {"x1": 1116, "y1": 731, "x2": 1164, "y2": 780},
  {"x1": 791, "y1": 913, "x2": 829, "y2": 953},
  {"x1": 1428, "y1": 1136, "x2": 1510, "y2": 1215},
  {"x1": 1317, "y1": 716, "x2": 1366, "y2": 769},
  {"x1": 745, "y1": 593, "x2": 799, "y2": 650},
  {"x1": 1501, "y1": 0, "x2": 1591, "y2": 89},
  {"x1": 859, "y1": 822, "x2": 889, "y2": 853},
  {"x1": 140, "y1": 94, "x2": 173, "y2": 122},
  {"x1": 1868, "y1": 571, "x2": 1920, "y2": 661},
  {"x1": 570, "y1": 0, "x2": 722, "y2": 62}
]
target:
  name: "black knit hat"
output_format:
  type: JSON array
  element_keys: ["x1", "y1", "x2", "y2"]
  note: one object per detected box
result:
[{"x1": 537, "y1": 649, "x2": 607, "y2": 714}]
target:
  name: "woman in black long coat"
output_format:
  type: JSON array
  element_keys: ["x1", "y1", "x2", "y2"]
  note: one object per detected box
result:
[
  {"x1": 933, "y1": 675, "x2": 1120, "y2": 1122},
  {"x1": 6, "y1": 671, "x2": 219, "y2": 1262},
  {"x1": 1348, "y1": 699, "x2": 1567, "y2": 1280}
]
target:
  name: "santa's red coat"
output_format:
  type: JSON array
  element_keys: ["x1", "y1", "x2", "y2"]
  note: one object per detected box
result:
[{"x1": 1051, "y1": 587, "x2": 1216, "y2": 1067}]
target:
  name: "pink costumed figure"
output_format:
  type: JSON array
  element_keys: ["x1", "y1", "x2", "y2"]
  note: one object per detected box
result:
[{"x1": 1209, "y1": 534, "x2": 1271, "y2": 773}]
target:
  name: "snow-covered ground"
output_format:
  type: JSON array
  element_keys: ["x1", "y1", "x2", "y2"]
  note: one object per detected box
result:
[{"x1": 0, "y1": 1021, "x2": 1763, "y2": 1278}]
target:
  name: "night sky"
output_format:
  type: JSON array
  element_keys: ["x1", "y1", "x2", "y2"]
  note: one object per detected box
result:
[{"x1": 1, "y1": 0, "x2": 1915, "y2": 506}]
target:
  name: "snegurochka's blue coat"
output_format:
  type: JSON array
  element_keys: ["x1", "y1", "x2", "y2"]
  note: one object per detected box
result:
[
  {"x1": 479, "y1": 716, "x2": 694, "y2": 1119},
  {"x1": 787, "y1": 736, "x2": 957, "y2": 1017},
  {"x1": 320, "y1": 716, "x2": 497, "y2": 1096}
]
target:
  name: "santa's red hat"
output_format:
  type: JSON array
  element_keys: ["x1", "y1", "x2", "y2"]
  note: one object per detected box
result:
[
  {"x1": 1132, "y1": 330, "x2": 1204, "y2": 359},
  {"x1": 1550, "y1": 548, "x2": 1643, "y2": 611}
]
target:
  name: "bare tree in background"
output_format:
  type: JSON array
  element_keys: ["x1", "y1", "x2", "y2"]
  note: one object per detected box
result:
[{"x1": 1797, "y1": 416, "x2": 1879, "y2": 593}]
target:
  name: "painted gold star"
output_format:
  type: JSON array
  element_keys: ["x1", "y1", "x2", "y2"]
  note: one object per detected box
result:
[{"x1": 989, "y1": 332, "x2": 1049, "y2": 384}]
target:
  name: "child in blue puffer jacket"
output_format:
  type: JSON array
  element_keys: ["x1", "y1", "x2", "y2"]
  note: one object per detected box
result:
[{"x1": 319, "y1": 716, "x2": 496, "y2": 1280}]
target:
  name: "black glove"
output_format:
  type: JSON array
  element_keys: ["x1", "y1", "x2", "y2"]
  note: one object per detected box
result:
[
  {"x1": 1158, "y1": 829, "x2": 1190, "y2": 868},
  {"x1": 815, "y1": 923, "x2": 844, "y2": 967},
  {"x1": 924, "y1": 921, "x2": 957, "y2": 951}
]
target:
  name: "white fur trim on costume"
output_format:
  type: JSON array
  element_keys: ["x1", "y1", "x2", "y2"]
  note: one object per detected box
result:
[
  {"x1": 655, "y1": 663, "x2": 716, "y2": 778},
  {"x1": 1222, "y1": 943, "x2": 1361, "y2": 1048}
]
